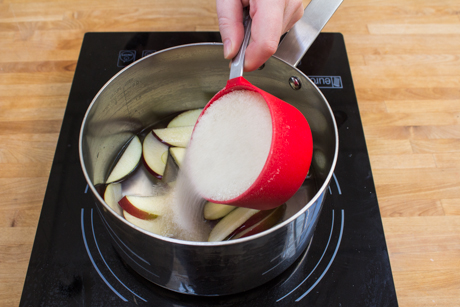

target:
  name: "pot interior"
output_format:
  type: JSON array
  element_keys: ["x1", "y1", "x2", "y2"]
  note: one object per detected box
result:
[{"x1": 79, "y1": 43, "x2": 338, "y2": 238}]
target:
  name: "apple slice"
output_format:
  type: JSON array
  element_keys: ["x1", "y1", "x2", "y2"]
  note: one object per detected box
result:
[
  {"x1": 227, "y1": 204, "x2": 286, "y2": 240},
  {"x1": 152, "y1": 126, "x2": 194, "y2": 148},
  {"x1": 118, "y1": 195, "x2": 168, "y2": 220},
  {"x1": 143, "y1": 131, "x2": 169, "y2": 179},
  {"x1": 103, "y1": 182, "x2": 123, "y2": 215},
  {"x1": 167, "y1": 108, "x2": 202, "y2": 128},
  {"x1": 208, "y1": 207, "x2": 259, "y2": 242},
  {"x1": 203, "y1": 202, "x2": 236, "y2": 220},
  {"x1": 170, "y1": 147, "x2": 186, "y2": 167},
  {"x1": 106, "y1": 135, "x2": 142, "y2": 184},
  {"x1": 123, "y1": 210, "x2": 165, "y2": 235}
]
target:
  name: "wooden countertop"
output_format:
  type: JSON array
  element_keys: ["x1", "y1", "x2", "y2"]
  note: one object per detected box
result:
[{"x1": 1, "y1": 0, "x2": 459, "y2": 306}]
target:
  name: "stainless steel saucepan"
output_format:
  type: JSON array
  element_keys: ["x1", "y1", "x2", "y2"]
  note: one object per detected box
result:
[{"x1": 79, "y1": 0, "x2": 342, "y2": 295}]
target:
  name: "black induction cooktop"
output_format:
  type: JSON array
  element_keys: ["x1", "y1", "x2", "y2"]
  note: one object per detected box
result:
[{"x1": 19, "y1": 32, "x2": 398, "y2": 306}]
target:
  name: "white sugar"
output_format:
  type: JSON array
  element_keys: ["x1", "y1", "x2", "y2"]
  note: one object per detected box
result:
[
  {"x1": 167, "y1": 90, "x2": 272, "y2": 241},
  {"x1": 169, "y1": 173, "x2": 210, "y2": 241},
  {"x1": 185, "y1": 90, "x2": 272, "y2": 201}
]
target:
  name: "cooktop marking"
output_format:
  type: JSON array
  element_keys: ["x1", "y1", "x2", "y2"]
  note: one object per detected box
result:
[
  {"x1": 95, "y1": 205, "x2": 152, "y2": 266},
  {"x1": 117, "y1": 50, "x2": 136, "y2": 67},
  {"x1": 90, "y1": 209, "x2": 147, "y2": 303},
  {"x1": 81, "y1": 208, "x2": 128, "y2": 302},
  {"x1": 96, "y1": 207, "x2": 160, "y2": 277},
  {"x1": 295, "y1": 210, "x2": 345, "y2": 302},
  {"x1": 276, "y1": 209, "x2": 336, "y2": 302},
  {"x1": 332, "y1": 173, "x2": 342, "y2": 195},
  {"x1": 309, "y1": 76, "x2": 343, "y2": 89},
  {"x1": 94, "y1": 207, "x2": 159, "y2": 278}
]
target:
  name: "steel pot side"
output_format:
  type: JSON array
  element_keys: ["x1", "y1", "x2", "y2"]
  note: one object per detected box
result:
[{"x1": 79, "y1": 43, "x2": 338, "y2": 295}]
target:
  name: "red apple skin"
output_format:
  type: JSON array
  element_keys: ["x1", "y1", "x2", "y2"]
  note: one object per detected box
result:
[
  {"x1": 151, "y1": 130, "x2": 171, "y2": 146},
  {"x1": 226, "y1": 204, "x2": 286, "y2": 240},
  {"x1": 142, "y1": 154, "x2": 163, "y2": 179},
  {"x1": 118, "y1": 196, "x2": 158, "y2": 220}
]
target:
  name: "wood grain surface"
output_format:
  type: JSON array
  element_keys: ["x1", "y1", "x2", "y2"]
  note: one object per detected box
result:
[{"x1": 1, "y1": 0, "x2": 459, "y2": 306}]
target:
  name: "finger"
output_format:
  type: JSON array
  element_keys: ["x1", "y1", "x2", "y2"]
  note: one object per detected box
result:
[
  {"x1": 243, "y1": 0, "x2": 285, "y2": 71},
  {"x1": 282, "y1": 0, "x2": 303, "y2": 33},
  {"x1": 216, "y1": 0, "x2": 245, "y2": 59}
]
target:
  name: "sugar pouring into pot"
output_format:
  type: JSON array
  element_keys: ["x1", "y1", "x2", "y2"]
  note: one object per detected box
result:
[
  {"x1": 183, "y1": 8, "x2": 313, "y2": 211},
  {"x1": 168, "y1": 9, "x2": 313, "y2": 241}
]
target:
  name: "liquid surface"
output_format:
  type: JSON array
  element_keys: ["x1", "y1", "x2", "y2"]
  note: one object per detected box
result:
[
  {"x1": 110, "y1": 97, "x2": 315, "y2": 242},
  {"x1": 121, "y1": 147, "x2": 211, "y2": 242}
]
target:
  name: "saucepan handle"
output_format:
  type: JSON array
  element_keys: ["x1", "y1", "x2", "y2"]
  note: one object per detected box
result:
[{"x1": 274, "y1": 0, "x2": 343, "y2": 67}]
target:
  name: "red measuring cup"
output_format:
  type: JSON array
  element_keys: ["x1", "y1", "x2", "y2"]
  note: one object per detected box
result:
[{"x1": 190, "y1": 11, "x2": 313, "y2": 210}]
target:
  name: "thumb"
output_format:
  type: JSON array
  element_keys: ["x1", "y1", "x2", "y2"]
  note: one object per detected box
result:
[{"x1": 216, "y1": 0, "x2": 245, "y2": 59}]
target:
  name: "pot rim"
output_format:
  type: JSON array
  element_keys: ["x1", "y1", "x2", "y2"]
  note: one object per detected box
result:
[{"x1": 79, "y1": 42, "x2": 339, "y2": 247}]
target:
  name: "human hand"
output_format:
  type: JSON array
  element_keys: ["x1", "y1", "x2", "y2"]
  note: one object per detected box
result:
[{"x1": 216, "y1": 0, "x2": 304, "y2": 72}]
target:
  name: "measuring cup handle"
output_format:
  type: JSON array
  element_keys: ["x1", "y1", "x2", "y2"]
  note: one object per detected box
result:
[
  {"x1": 229, "y1": 8, "x2": 252, "y2": 80},
  {"x1": 226, "y1": 76, "x2": 252, "y2": 89},
  {"x1": 274, "y1": 0, "x2": 343, "y2": 67}
]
